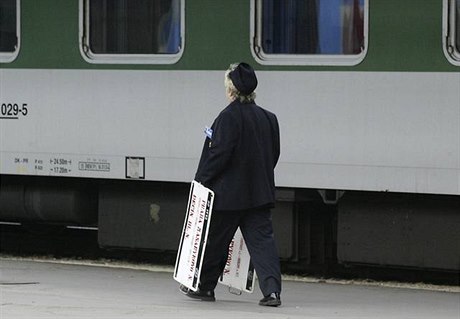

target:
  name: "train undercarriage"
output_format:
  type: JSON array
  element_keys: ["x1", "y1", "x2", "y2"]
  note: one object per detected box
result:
[{"x1": 1, "y1": 175, "x2": 458, "y2": 282}]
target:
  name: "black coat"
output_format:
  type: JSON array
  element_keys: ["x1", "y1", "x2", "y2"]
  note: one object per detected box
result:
[{"x1": 195, "y1": 100, "x2": 280, "y2": 211}]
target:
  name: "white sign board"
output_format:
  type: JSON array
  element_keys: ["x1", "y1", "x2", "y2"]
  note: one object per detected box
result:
[
  {"x1": 174, "y1": 181, "x2": 214, "y2": 291},
  {"x1": 219, "y1": 227, "x2": 256, "y2": 294}
]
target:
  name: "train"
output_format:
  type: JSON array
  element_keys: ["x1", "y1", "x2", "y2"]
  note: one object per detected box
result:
[{"x1": 1, "y1": 0, "x2": 459, "y2": 274}]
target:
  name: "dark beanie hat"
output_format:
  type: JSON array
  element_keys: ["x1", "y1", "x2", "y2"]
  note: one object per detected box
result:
[{"x1": 229, "y1": 62, "x2": 258, "y2": 95}]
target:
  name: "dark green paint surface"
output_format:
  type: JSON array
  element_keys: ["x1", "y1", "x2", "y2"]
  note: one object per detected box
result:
[{"x1": 1, "y1": 0, "x2": 458, "y2": 71}]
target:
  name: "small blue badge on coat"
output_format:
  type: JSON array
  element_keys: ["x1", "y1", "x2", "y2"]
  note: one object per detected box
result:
[{"x1": 204, "y1": 126, "x2": 213, "y2": 139}]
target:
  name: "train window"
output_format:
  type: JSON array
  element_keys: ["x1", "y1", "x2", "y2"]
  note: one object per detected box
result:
[
  {"x1": 80, "y1": 0, "x2": 184, "y2": 64},
  {"x1": 251, "y1": 0, "x2": 368, "y2": 65},
  {"x1": 444, "y1": 0, "x2": 460, "y2": 65},
  {"x1": 0, "y1": 0, "x2": 20, "y2": 63}
]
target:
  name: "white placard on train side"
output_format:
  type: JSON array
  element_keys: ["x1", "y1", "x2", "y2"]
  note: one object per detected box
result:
[
  {"x1": 173, "y1": 181, "x2": 214, "y2": 291},
  {"x1": 219, "y1": 227, "x2": 256, "y2": 294}
]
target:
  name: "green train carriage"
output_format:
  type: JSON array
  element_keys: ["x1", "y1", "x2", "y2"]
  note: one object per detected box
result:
[{"x1": 0, "y1": 0, "x2": 459, "y2": 272}]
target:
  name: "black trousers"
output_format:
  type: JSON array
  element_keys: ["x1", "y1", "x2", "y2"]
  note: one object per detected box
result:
[{"x1": 198, "y1": 207, "x2": 282, "y2": 297}]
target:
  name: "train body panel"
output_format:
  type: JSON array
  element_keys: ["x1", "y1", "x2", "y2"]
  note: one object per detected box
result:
[
  {"x1": 1, "y1": 0, "x2": 459, "y2": 272},
  {"x1": 1, "y1": 68, "x2": 459, "y2": 195}
]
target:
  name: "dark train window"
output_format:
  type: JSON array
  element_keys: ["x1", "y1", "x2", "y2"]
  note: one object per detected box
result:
[
  {"x1": 81, "y1": 0, "x2": 183, "y2": 64},
  {"x1": 0, "y1": 0, "x2": 19, "y2": 62},
  {"x1": 252, "y1": 0, "x2": 368, "y2": 65},
  {"x1": 444, "y1": 0, "x2": 460, "y2": 65}
]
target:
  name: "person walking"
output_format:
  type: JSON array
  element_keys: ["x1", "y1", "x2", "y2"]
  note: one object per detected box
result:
[{"x1": 181, "y1": 62, "x2": 282, "y2": 307}]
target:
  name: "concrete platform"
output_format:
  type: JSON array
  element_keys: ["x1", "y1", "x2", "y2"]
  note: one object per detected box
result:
[{"x1": 1, "y1": 258, "x2": 459, "y2": 319}]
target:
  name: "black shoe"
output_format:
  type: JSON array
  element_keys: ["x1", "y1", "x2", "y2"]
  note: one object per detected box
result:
[
  {"x1": 179, "y1": 284, "x2": 189, "y2": 294},
  {"x1": 259, "y1": 292, "x2": 281, "y2": 307},
  {"x1": 185, "y1": 288, "x2": 215, "y2": 302}
]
